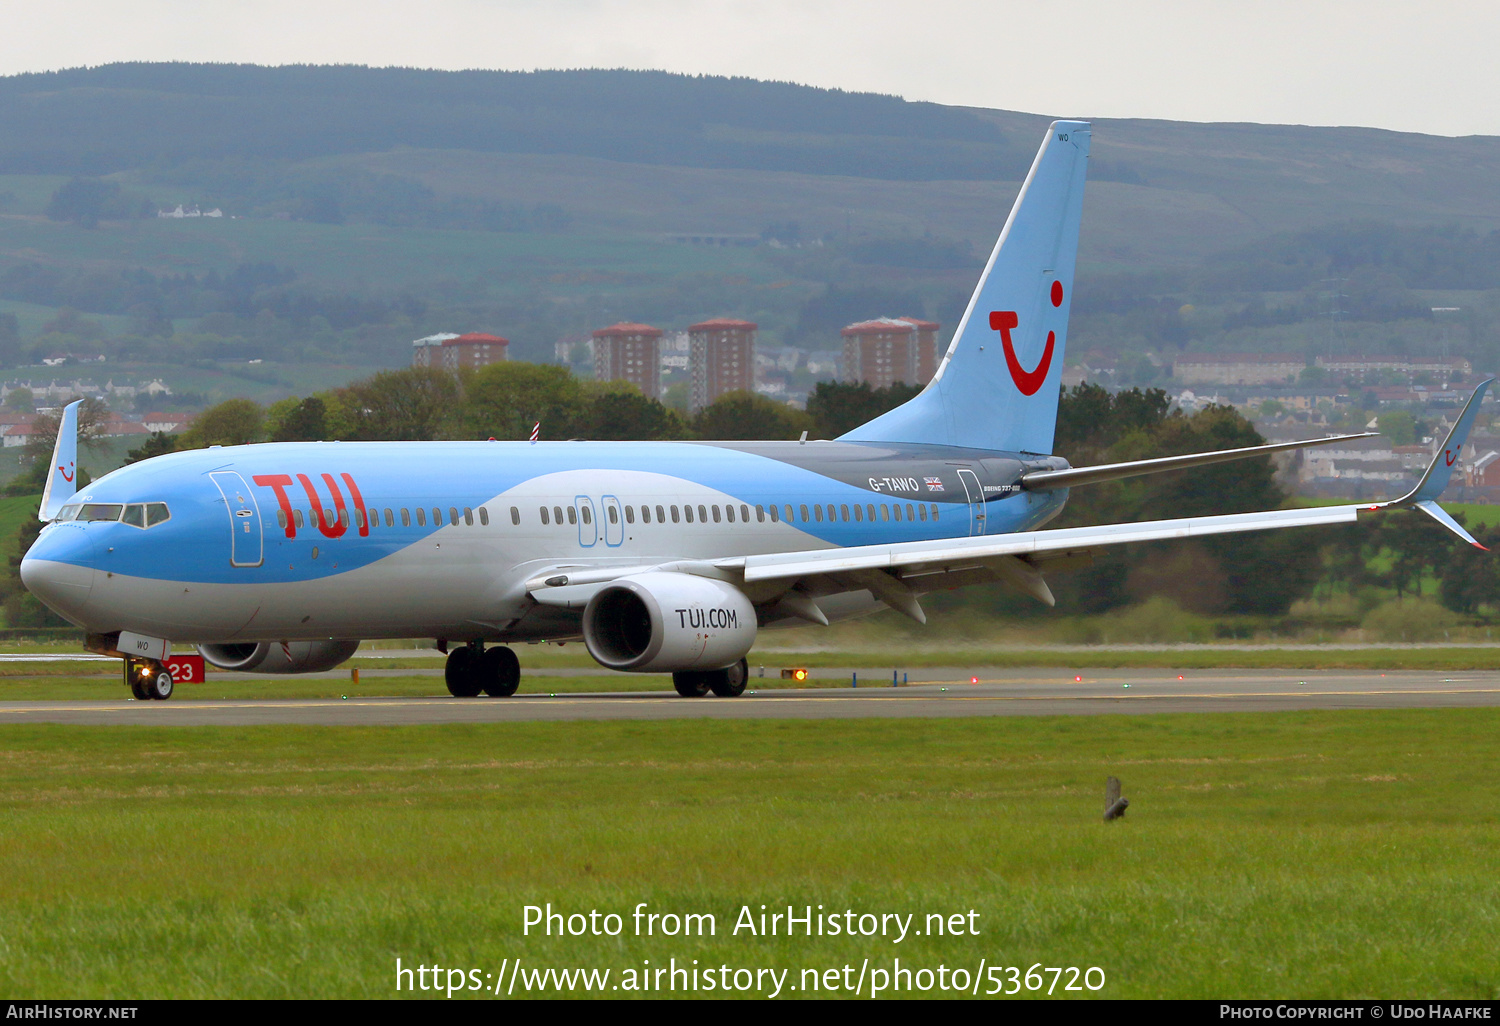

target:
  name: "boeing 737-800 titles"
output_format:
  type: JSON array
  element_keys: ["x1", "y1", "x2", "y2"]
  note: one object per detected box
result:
[{"x1": 19, "y1": 121, "x2": 1492, "y2": 699}]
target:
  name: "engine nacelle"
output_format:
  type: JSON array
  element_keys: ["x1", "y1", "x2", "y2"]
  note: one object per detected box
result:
[
  {"x1": 582, "y1": 572, "x2": 756, "y2": 672},
  {"x1": 197, "y1": 639, "x2": 361, "y2": 674}
]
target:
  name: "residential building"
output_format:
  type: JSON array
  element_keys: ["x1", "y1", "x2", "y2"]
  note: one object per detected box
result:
[
  {"x1": 687, "y1": 318, "x2": 757, "y2": 413},
  {"x1": 592, "y1": 322, "x2": 663, "y2": 400},
  {"x1": 1172, "y1": 353, "x2": 1304, "y2": 386},
  {"x1": 412, "y1": 332, "x2": 508, "y2": 370}
]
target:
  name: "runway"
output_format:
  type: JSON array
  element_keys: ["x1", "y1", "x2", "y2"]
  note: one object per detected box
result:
[{"x1": 1, "y1": 668, "x2": 1498, "y2": 725}]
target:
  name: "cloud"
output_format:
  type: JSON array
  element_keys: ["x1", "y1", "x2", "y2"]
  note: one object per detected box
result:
[{"x1": 2, "y1": 0, "x2": 1495, "y2": 136}]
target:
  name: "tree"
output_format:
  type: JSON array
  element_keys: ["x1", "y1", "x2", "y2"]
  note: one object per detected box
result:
[
  {"x1": 1439, "y1": 523, "x2": 1500, "y2": 614},
  {"x1": 3, "y1": 518, "x2": 72, "y2": 627},
  {"x1": 805, "y1": 381, "x2": 921, "y2": 438},
  {"x1": 1378, "y1": 410, "x2": 1417, "y2": 446},
  {"x1": 461, "y1": 363, "x2": 582, "y2": 441},
  {"x1": 689, "y1": 390, "x2": 812, "y2": 440},
  {"x1": 123, "y1": 431, "x2": 179, "y2": 465},
  {"x1": 332, "y1": 368, "x2": 460, "y2": 440},
  {"x1": 178, "y1": 399, "x2": 265, "y2": 448},
  {"x1": 0, "y1": 313, "x2": 19, "y2": 367},
  {"x1": 574, "y1": 387, "x2": 686, "y2": 440},
  {"x1": 4, "y1": 387, "x2": 33, "y2": 412},
  {"x1": 269, "y1": 396, "x2": 328, "y2": 441},
  {"x1": 44, "y1": 178, "x2": 127, "y2": 229}
]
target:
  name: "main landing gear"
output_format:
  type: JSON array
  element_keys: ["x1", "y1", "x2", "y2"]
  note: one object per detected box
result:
[
  {"x1": 672, "y1": 658, "x2": 748, "y2": 698},
  {"x1": 125, "y1": 658, "x2": 174, "y2": 700},
  {"x1": 444, "y1": 642, "x2": 521, "y2": 698}
]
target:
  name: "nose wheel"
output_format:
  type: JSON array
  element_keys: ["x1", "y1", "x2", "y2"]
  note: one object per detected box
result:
[
  {"x1": 673, "y1": 658, "x2": 748, "y2": 698},
  {"x1": 125, "y1": 659, "x2": 175, "y2": 700}
]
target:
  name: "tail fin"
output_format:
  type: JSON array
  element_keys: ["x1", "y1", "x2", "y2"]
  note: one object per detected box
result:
[
  {"x1": 841, "y1": 120, "x2": 1090, "y2": 454},
  {"x1": 1378, "y1": 377, "x2": 1494, "y2": 549},
  {"x1": 38, "y1": 399, "x2": 81, "y2": 522}
]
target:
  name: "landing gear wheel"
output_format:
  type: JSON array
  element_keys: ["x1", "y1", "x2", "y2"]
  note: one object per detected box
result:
[
  {"x1": 707, "y1": 658, "x2": 749, "y2": 698},
  {"x1": 672, "y1": 671, "x2": 710, "y2": 697},
  {"x1": 481, "y1": 646, "x2": 520, "y2": 697},
  {"x1": 130, "y1": 676, "x2": 150, "y2": 700},
  {"x1": 145, "y1": 666, "x2": 174, "y2": 700},
  {"x1": 444, "y1": 647, "x2": 483, "y2": 697}
]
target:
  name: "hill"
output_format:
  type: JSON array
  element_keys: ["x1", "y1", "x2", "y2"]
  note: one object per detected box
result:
[{"x1": 0, "y1": 64, "x2": 1498, "y2": 387}]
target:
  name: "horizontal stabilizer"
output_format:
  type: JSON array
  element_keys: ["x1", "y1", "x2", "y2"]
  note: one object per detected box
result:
[{"x1": 1022, "y1": 432, "x2": 1378, "y2": 491}]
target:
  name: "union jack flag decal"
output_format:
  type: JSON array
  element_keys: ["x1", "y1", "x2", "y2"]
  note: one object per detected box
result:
[{"x1": 924, "y1": 476, "x2": 944, "y2": 491}]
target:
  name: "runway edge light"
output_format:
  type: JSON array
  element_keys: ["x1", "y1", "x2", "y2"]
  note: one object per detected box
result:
[{"x1": 780, "y1": 668, "x2": 808, "y2": 681}]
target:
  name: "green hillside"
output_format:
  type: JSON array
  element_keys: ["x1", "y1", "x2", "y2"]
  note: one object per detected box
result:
[{"x1": 0, "y1": 64, "x2": 1497, "y2": 386}]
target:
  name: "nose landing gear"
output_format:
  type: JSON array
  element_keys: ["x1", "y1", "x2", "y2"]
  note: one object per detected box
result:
[
  {"x1": 124, "y1": 658, "x2": 174, "y2": 700},
  {"x1": 444, "y1": 642, "x2": 522, "y2": 697},
  {"x1": 672, "y1": 658, "x2": 749, "y2": 698}
]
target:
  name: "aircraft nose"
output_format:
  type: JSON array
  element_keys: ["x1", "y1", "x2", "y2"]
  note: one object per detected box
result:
[{"x1": 20, "y1": 524, "x2": 97, "y2": 622}]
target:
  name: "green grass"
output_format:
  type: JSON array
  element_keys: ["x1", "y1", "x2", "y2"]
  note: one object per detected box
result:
[{"x1": 0, "y1": 711, "x2": 1496, "y2": 998}]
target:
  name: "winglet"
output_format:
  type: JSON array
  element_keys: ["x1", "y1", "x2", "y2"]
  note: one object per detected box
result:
[
  {"x1": 1397, "y1": 377, "x2": 1493, "y2": 505},
  {"x1": 38, "y1": 399, "x2": 81, "y2": 522},
  {"x1": 1413, "y1": 499, "x2": 1486, "y2": 549}
]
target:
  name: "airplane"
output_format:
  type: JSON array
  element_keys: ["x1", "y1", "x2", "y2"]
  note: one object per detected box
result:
[{"x1": 20, "y1": 120, "x2": 1491, "y2": 701}]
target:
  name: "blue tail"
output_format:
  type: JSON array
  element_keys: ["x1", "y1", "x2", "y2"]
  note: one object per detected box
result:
[{"x1": 841, "y1": 120, "x2": 1090, "y2": 454}]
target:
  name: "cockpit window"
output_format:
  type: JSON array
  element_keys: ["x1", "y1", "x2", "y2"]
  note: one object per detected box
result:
[
  {"x1": 120, "y1": 505, "x2": 146, "y2": 528},
  {"x1": 55, "y1": 504, "x2": 81, "y2": 522},
  {"x1": 78, "y1": 504, "x2": 124, "y2": 522},
  {"x1": 145, "y1": 503, "x2": 170, "y2": 527}
]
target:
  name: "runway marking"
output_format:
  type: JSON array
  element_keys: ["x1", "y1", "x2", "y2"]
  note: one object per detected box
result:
[{"x1": 4, "y1": 687, "x2": 1500, "y2": 716}]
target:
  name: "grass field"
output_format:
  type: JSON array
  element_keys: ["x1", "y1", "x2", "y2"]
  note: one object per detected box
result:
[{"x1": 0, "y1": 710, "x2": 1496, "y2": 998}]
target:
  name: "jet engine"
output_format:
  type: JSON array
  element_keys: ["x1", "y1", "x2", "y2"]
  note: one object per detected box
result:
[
  {"x1": 582, "y1": 572, "x2": 756, "y2": 672},
  {"x1": 197, "y1": 639, "x2": 361, "y2": 674}
]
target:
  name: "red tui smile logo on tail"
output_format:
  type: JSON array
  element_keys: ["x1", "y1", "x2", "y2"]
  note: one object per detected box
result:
[{"x1": 989, "y1": 279, "x2": 1064, "y2": 396}]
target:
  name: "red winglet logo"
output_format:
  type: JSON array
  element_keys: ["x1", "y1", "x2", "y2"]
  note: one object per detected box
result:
[
  {"x1": 1446, "y1": 444, "x2": 1461, "y2": 467},
  {"x1": 57, "y1": 462, "x2": 74, "y2": 483}
]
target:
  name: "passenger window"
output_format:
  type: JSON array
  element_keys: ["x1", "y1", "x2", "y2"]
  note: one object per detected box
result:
[
  {"x1": 756, "y1": 504, "x2": 765, "y2": 522},
  {"x1": 581, "y1": 506, "x2": 592, "y2": 525},
  {"x1": 931, "y1": 504, "x2": 939, "y2": 521},
  {"x1": 553, "y1": 506, "x2": 564, "y2": 525},
  {"x1": 540, "y1": 507, "x2": 549, "y2": 525},
  {"x1": 464, "y1": 507, "x2": 474, "y2": 526},
  {"x1": 712, "y1": 505, "x2": 721, "y2": 523},
  {"x1": 354, "y1": 509, "x2": 364, "y2": 530},
  {"x1": 122, "y1": 504, "x2": 147, "y2": 528},
  {"x1": 826, "y1": 504, "x2": 836, "y2": 522},
  {"x1": 640, "y1": 505, "x2": 650, "y2": 524},
  {"x1": 893, "y1": 504, "x2": 902, "y2": 522},
  {"x1": 698, "y1": 505, "x2": 708, "y2": 523},
  {"x1": 881, "y1": 504, "x2": 890, "y2": 521},
  {"x1": 867, "y1": 503, "x2": 876, "y2": 522},
  {"x1": 294, "y1": 509, "x2": 304, "y2": 529},
  {"x1": 685, "y1": 506, "x2": 694, "y2": 524},
  {"x1": 723, "y1": 505, "x2": 733, "y2": 523},
  {"x1": 741, "y1": 504, "x2": 750, "y2": 522},
  {"x1": 658, "y1": 505, "x2": 667, "y2": 523},
  {"x1": 799, "y1": 504, "x2": 808, "y2": 522},
  {"x1": 853, "y1": 504, "x2": 862, "y2": 522},
  {"x1": 417, "y1": 508, "x2": 427, "y2": 526},
  {"x1": 608, "y1": 505, "x2": 619, "y2": 524},
  {"x1": 769, "y1": 505, "x2": 779, "y2": 523},
  {"x1": 567, "y1": 506, "x2": 577, "y2": 526},
  {"x1": 431, "y1": 508, "x2": 441, "y2": 526},
  {"x1": 840, "y1": 504, "x2": 849, "y2": 522},
  {"x1": 385, "y1": 508, "x2": 394, "y2": 527},
  {"x1": 479, "y1": 507, "x2": 488, "y2": 526},
  {"x1": 510, "y1": 507, "x2": 520, "y2": 525},
  {"x1": 623, "y1": 505, "x2": 633, "y2": 524},
  {"x1": 671, "y1": 506, "x2": 680, "y2": 523},
  {"x1": 813, "y1": 505, "x2": 823, "y2": 522},
  {"x1": 400, "y1": 508, "x2": 411, "y2": 527},
  {"x1": 906, "y1": 503, "x2": 916, "y2": 521},
  {"x1": 145, "y1": 502, "x2": 170, "y2": 527},
  {"x1": 918, "y1": 504, "x2": 927, "y2": 521},
  {"x1": 336, "y1": 508, "x2": 347, "y2": 529}
]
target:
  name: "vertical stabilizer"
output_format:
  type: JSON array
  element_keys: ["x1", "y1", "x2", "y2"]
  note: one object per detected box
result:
[
  {"x1": 38, "y1": 400, "x2": 81, "y2": 522},
  {"x1": 841, "y1": 121, "x2": 1090, "y2": 454}
]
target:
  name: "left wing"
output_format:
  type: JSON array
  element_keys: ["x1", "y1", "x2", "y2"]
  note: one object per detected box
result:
[{"x1": 527, "y1": 380, "x2": 1493, "y2": 619}]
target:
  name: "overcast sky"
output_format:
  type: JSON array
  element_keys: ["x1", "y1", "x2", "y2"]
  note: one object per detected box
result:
[{"x1": 5, "y1": 0, "x2": 1495, "y2": 137}]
